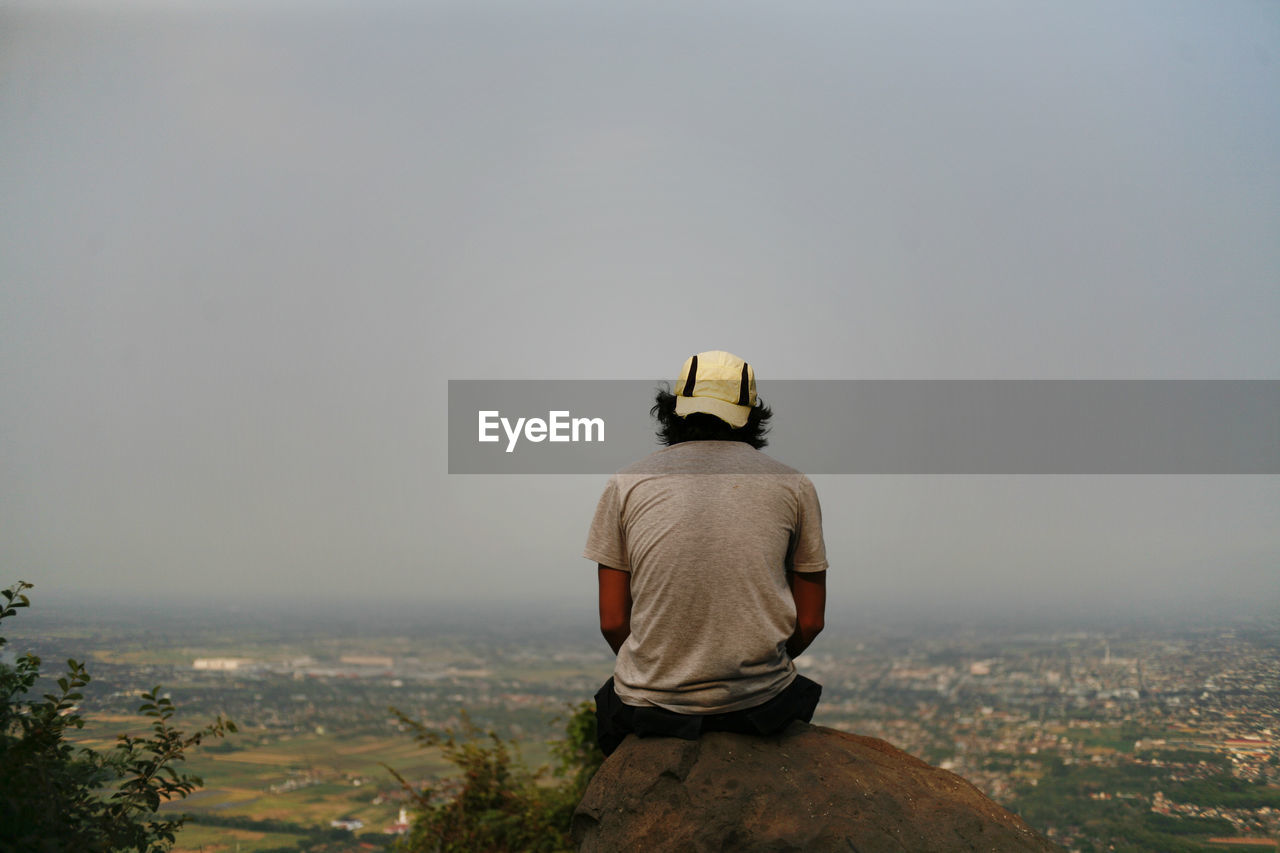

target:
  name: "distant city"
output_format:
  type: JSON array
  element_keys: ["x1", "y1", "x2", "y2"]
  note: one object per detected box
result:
[{"x1": 6, "y1": 600, "x2": 1278, "y2": 852}]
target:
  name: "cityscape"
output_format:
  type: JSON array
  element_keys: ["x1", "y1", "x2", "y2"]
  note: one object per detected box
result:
[{"x1": 5, "y1": 600, "x2": 1278, "y2": 852}]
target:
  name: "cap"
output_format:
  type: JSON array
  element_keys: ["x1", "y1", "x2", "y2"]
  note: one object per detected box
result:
[{"x1": 674, "y1": 350, "x2": 757, "y2": 428}]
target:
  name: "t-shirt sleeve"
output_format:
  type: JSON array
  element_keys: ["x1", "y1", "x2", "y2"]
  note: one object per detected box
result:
[
  {"x1": 583, "y1": 476, "x2": 631, "y2": 572},
  {"x1": 788, "y1": 476, "x2": 829, "y2": 572}
]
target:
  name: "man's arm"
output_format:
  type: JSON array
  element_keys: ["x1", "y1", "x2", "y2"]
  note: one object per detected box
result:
[
  {"x1": 598, "y1": 564, "x2": 632, "y2": 655},
  {"x1": 786, "y1": 570, "x2": 826, "y2": 658}
]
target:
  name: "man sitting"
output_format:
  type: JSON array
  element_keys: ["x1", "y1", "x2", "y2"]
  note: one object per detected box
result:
[{"x1": 584, "y1": 350, "x2": 829, "y2": 755}]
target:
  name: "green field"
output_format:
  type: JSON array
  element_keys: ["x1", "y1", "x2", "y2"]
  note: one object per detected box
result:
[
  {"x1": 69, "y1": 720, "x2": 452, "y2": 849},
  {"x1": 69, "y1": 711, "x2": 570, "y2": 852},
  {"x1": 168, "y1": 822, "x2": 309, "y2": 853}
]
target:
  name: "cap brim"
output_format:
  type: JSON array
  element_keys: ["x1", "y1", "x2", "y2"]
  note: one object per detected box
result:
[{"x1": 675, "y1": 394, "x2": 752, "y2": 429}]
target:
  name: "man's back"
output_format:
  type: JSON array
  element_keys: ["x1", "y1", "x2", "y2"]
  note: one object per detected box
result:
[{"x1": 584, "y1": 440, "x2": 828, "y2": 714}]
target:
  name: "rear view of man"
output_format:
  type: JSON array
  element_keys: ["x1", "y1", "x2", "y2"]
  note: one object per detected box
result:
[{"x1": 584, "y1": 350, "x2": 828, "y2": 756}]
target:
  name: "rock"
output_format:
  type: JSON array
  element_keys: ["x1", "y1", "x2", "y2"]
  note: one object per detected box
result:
[{"x1": 572, "y1": 722, "x2": 1058, "y2": 852}]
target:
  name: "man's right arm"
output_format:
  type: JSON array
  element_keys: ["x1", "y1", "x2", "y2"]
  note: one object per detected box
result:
[{"x1": 786, "y1": 570, "x2": 826, "y2": 658}]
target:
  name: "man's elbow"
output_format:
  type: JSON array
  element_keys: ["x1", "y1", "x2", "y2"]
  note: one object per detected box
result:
[
  {"x1": 600, "y1": 621, "x2": 630, "y2": 655},
  {"x1": 600, "y1": 615, "x2": 629, "y2": 642},
  {"x1": 797, "y1": 615, "x2": 824, "y2": 640}
]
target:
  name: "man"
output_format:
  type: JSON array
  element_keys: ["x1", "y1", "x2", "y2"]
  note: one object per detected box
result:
[{"x1": 583, "y1": 350, "x2": 828, "y2": 756}]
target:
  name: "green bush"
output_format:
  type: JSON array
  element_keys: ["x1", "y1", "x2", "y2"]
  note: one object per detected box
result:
[
  {"x1": 0, "y1": 581, "x2": 236, "y2": 852},
  {"x1": 387, "y1": 702, "x2": 603, "y2": 853}
]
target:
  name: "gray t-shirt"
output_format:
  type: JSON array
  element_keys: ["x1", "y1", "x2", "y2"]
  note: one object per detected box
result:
[{"x1": 583, "y1": 440, "x2": 828, "y2": 714}]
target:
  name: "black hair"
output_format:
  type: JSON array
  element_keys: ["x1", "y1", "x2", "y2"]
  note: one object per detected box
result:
[{"x1": 650, "y1": 383, "x2": 772, "y2": 449}]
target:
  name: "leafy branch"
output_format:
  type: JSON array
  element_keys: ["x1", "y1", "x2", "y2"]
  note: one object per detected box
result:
[
  {"x1": 0, "y1": 580, "x2": 237, "y2": 853},
  {"x1": 385, "y1": 702, "x2": 602, "y2": 853}
]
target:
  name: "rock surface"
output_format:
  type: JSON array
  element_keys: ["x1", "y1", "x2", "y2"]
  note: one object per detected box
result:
[{"x1": 573, "y1": 722, "x2": 1059, "y2": 852}]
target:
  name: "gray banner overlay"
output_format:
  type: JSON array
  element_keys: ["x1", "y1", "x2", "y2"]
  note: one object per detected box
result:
[{"x1": 448, "y1": 381, "x2": 1279, "y2": 475}]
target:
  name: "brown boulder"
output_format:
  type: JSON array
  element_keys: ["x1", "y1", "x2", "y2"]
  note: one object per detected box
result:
[{"x1": 573, "y1": 722, "x2": 1058, "y2": 852}]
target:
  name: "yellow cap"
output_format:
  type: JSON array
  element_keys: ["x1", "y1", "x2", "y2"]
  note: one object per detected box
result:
[{"x1": 673, "y1": 350, "x2": 757, "y2": 428}]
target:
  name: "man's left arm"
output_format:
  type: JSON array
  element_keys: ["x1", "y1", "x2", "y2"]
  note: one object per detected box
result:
[
  {"x1": 585, "y1": 476, "x2": 632, "y2": 655},
  {"x1": 598, "y1": 565, "x2": 632, "y2": 655}
]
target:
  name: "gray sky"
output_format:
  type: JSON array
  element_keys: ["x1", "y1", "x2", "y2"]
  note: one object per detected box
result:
[{"x1": 2, "y1": 0, "x2": 1277, "y2": 621}]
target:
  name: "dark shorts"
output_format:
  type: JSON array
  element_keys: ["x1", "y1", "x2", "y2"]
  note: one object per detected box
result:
[{"x1": 593, "y1": 674, "x2": 822, "y2": 756}]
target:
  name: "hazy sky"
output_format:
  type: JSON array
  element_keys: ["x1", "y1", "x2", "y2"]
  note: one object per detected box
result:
[{"x1": 2, "y1": 0, "x2": 1277, "y2": 622}]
